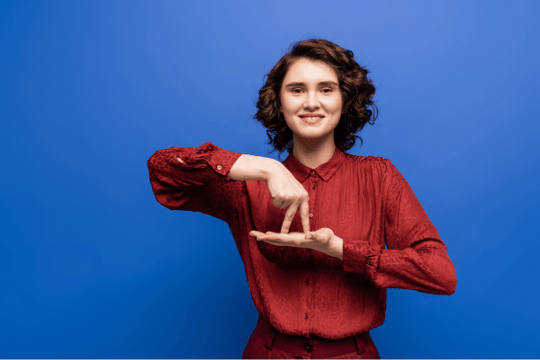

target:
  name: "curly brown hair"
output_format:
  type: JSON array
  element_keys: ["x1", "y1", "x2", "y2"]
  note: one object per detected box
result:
[{"x1": 253, "y1": 38, "x2": 377, "y2": 158}]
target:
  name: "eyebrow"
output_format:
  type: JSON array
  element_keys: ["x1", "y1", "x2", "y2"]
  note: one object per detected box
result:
[{"x1": 284, "y1": 81, "x2": 339, "y2": 88}]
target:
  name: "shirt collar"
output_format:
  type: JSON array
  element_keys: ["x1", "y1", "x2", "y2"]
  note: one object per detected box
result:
[{"x1": 282, "y1": 146, "x2": 345, "y2": 183}]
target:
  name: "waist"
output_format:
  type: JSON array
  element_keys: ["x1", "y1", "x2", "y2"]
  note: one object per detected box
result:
[{"x1": 254, "y1": 315, "x2": 372, "y2": 357}]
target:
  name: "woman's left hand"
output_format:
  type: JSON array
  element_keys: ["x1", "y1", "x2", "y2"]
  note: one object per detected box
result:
[{"x1": 249, "y1": 227, "x2": 343, "y2": 260}]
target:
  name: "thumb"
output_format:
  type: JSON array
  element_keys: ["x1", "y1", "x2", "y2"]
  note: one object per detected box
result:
[{"x1": 306, "y1": 231, "x2": 315, "y2": 240}]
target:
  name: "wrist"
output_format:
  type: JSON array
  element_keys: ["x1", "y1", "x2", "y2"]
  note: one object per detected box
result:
[
  {"x1": 230, "y1": 155, "x2": 278, "y2": 181},
  {"x1": 327, "y1": 234, "x2": 343, "y2": 260},
  {"x1": 262, "y1": 158, "x2": 281, "y2": 182}
]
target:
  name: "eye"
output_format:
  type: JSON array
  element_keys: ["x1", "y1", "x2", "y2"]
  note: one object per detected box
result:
[
  {"x1": 291, "y1": 88, "x2": 303, "y2": 93},
  {"x1": 322, "y1": 88, "x2": 333, "y2": 93}
]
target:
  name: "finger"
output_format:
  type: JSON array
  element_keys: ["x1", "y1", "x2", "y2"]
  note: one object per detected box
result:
[
  {"x1": 249, "y1": 230, "x2": 266, "y2": 237},
  {"x1": 299, "y1": 200, "x2": 310, "y2": 234},
  {"x1": 281, "y1": 203, "x2": 299, "y2": 233},
  {"x1": 250, "y1": 231, "x2": 279, "y2": 240},
  {"x1": 254, "y1": 235, "x2": 271, "y2": 241},
  {"x1": 268, "y1": 182, "x2": 287, "y2": 209},
  {"x1": 260, "y1": 238, "x2": 287, "y2": 246},
  {"x1": 255, "y1": 234, "x2": 282, "y2": 244},
  {"x1": 260, "y1": 235, "x2": 298, "y2": 247},
  {"x1": 262, "y1": 232, "x2": 292, "y2": 239},
  {"x1": 268, "y1": 181, "x2": 275, "y2": 197},
  {"x1": 273, "y1": 197, "x2": 286, "y2": 209}
]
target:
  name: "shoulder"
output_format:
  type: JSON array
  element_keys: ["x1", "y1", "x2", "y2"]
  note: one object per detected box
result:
[
  {"x1": 341, "y1": 153, "x2": 405, "y2": 192},
  {"x1": 342, "y1": 152, "x2": 394, "y2": 172}
]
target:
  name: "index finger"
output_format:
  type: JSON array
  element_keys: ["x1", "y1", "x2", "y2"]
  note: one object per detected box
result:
[
  {"x1": 298, "y1": 200, "x2": 310, "y2": 234},
  {"x1": 280, "y1": 203, "x2": 299, "y2": 234}
]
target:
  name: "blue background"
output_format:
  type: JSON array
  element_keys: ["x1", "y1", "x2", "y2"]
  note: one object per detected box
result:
[{"x1": 1, "y1": 0, "x2": 539, "y2": 358}]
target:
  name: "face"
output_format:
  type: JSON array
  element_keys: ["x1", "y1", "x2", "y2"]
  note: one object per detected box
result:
[{"x1": 280, "y1": 58, "x2": 343, "y2": 143}]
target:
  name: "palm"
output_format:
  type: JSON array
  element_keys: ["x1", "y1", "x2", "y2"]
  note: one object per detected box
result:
[{"x1": 249, "y1": 227, "x2": 335, "y2": 252}]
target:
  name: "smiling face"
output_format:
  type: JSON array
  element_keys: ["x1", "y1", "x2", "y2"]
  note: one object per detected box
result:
[{"x1": 280, "y1": 58, "x2": 343, "y2": 143}]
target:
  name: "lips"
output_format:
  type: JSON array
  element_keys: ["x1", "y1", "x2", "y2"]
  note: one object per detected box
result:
[
  {"x1": 300, "y1": 114, "x2": 324, "y2": 118},
  {"x1": 299, "y1": 114, "x2": 324, "y2": 124}
]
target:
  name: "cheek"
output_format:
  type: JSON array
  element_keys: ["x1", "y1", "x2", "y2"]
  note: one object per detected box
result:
[
  {"x1": 333, "y1": 95, "x2": 344, "y2": 111},
  {"x1": 281, "y1": 96, "x2": 297, "y2": 113}
]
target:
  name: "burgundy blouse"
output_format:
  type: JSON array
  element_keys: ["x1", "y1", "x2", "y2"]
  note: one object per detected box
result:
[{"x1": 147, "y1": 142, "x2": 457, "y2": 340}]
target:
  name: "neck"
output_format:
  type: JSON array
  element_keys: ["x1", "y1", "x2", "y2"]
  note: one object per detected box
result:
[{"x1": 292, "y1": 134, "x2": 336, "y2": 169}]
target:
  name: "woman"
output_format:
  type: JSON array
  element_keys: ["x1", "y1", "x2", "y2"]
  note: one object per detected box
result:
[{"x1": 147, "y1": 39, "x2": 457, "y2": 359}]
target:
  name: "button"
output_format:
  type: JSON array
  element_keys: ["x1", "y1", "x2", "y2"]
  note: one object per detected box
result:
[
  {"x1": 308, "y1": 213, "x2": 313, "y2": 218},
  {"x1": 304, "y1": 313, "x2": 309, "y2": 320},
  {"x1": 216, "y1": 165, "x2": 223, "y2": 171},
  {"x1": 311, "y1": 184, "x2": 317, "y2": 189},
  {"x1": 311, "y1": 170, "x2": 316, "y2": 175},
  {"x1": 305, "y1": 279, "x2": 309, "y2": 285},
  {"x1": 306, "y1": 248, "x2": 311, "y2": 252},
  {"x1": 304, "y1": 342, "x2": 313, "y2": 353}
]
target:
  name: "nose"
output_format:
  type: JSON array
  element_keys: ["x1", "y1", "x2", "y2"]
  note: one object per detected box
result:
[{"x1": 303, "y1": 91, "x2": 320, "y2": 110}]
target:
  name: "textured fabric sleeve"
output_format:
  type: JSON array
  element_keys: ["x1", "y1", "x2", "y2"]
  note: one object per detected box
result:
[
  {"x1": 343, "y1": 160, "x2": 457, "y2": 295},
  {"x1": 147, "y1": 141, "x2": 244, "y2": 223}
]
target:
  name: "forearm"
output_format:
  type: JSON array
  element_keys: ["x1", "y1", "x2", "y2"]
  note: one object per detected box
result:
[
  {"x1": 229, "y1": 154, "x2": 280, "y2": 181},
  {"x1": 147, "y1": 142, "x2": 243, "y2": 219},
  {"x1": 375, "y1": 243, "x2": 456, "y2": 294},
  {"x1": 343, "y1": 239, "x2": 457, "y2": 295}
]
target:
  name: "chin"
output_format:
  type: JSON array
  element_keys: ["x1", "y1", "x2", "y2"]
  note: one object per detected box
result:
[{"x1": 295, "y1": 131, "x2": 332, "y2": 141}]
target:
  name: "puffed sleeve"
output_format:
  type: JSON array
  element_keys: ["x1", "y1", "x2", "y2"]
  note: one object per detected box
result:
[
  {"x1": 147, "y1": 141, "x2": 244, "y2": 223},
  {"x1": 343, "y1": 160, "x2": 457, "y2": 295}
]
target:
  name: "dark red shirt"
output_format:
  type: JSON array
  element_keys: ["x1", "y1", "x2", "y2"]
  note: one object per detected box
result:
[{"x1": 147, "y1": 142, "x2": 457, "y2": 340}]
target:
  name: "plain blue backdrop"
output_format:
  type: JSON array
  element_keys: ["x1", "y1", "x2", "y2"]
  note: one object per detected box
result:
[{"x1": 1, "y1": 0, "x2": 539, "y2": 358}]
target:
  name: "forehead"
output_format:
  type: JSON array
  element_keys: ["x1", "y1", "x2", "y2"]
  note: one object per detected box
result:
[{"x1": 283, "y1": 58, "x2": 338, "y2": 84}]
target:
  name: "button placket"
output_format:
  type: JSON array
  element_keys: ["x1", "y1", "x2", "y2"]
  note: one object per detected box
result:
[
  {"x1": 311, "y1": 178, "x2": 318, "y2": 190},
  {"x1": 306, "y1": 174, "x2": 316, "y2": 254}
]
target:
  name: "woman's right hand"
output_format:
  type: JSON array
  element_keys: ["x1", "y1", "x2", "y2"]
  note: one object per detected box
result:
[
  {"x1": 266, "y1": 164, "x2": 310, "y2": 234},
  {"x1": 229, "y1": 154, "x2": 310, "y2": 234}
]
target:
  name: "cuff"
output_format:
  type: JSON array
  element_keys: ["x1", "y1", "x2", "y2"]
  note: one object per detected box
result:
[
  {"x1": 179, "y1": 142, "x2": 243, "y2": 178},
  {"x1": 343, "y1": 240, "x2": 381, "y2": 277}
]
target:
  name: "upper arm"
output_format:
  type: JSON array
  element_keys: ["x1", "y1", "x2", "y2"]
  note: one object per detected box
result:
[{"x1": 384, "y1": 160, "x2": 442, "y2": 250}]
